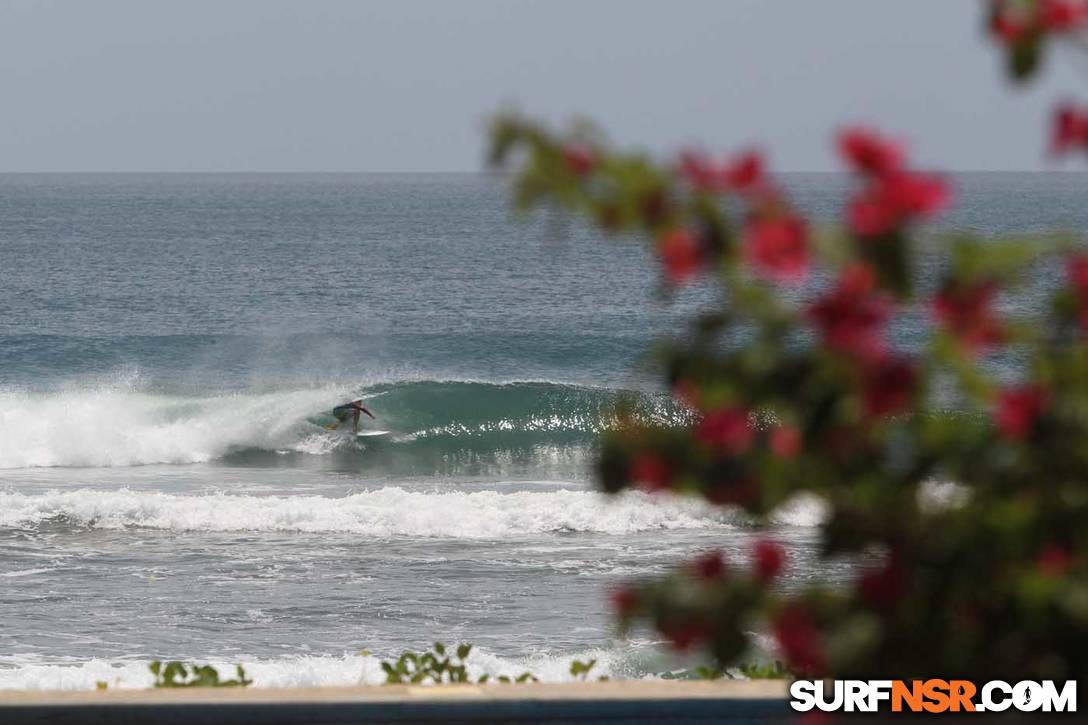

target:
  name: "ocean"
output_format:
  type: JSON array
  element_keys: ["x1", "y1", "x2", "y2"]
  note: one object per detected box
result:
[{"x1": 1, "y1": 172, "x2": 1085, "y2": 689}]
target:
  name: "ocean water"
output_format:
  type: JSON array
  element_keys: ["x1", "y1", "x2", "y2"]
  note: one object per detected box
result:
[{"x1": 1, "y1": 172, "x2": 1086, "y2": 690}]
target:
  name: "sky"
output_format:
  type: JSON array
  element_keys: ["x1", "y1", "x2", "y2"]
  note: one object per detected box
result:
[{"x1": 0, "y1": 0, "x2": 1082, "y2": 172}]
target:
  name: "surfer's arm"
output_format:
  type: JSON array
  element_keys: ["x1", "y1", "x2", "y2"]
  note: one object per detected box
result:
[{"x1": 353, "y1": 403, "x2": 375, "y2": 419}]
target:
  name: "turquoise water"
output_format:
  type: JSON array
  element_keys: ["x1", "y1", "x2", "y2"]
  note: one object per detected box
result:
[{"x1": 0, "y1": 172, "x2": 1085, "y2": 688}]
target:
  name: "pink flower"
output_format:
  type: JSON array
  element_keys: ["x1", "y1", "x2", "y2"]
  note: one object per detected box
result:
[
  {"x1": 1037, "y1": 543, "x2": 1073, "y2": 576},
  {"x1": 773, "y1": 605, "x2": 825, "y2": 675},
  {"x1": 562, "y1": 144, "x2": 596, "y2": 176},
  {"x1": 696, "y1": 407, "x2": 755, "y2": 454},
  {"x1": 769, "y1": 425, "x2": 802, "y2": 458},
  {"x1": 862, "y1": 355, "x2": 917, "y2": 419},
  {"x1": 743, "y1": 215, "x2": 810, "y2": 281},
  {"x1": 629, "y1": 453, "x2": 672, "y2": 491},
  {"x1": 692, "y1": 550, "x2": 727, "y2": 581},
  {"x1": 933, "y1": 281, "x2": 1005, "y2": 354},
  {"x1": 807, "y1": 264, "x2": 891, "y2": 359},
  {"x1": 752, "y1": 540, "x2": 786, "y2": 583},
  {"x1": 858, "y1": 552, "x2": 907, "y2": 609},
  {"x1": 722, "y1": 150, "x2": 765, "y2": 192},
  {"x1": 847, "y1": 172, "x2": 950, "y2": 237},
  {"x1": 838, "y1": 127, "x2": 905, "y2": 178},
  {"x1": 1041, "y1": 0, "x2": 1088, "y2": 31},
  {"x1": 678, "y1": 150, "x2": 719, "y2": 191},
  {"x1": 1052, "y1": 103, "x2": 1088, "y2": 155},
  {"x1": 658, "y1": 229, "x2": 703, "y2": 284},
  {"x1": 994, "y1": 384, "x2": 1048, "y2": 441},
  {"x1": 610, "y1": 587, "x2": 640, "y2": 618}
]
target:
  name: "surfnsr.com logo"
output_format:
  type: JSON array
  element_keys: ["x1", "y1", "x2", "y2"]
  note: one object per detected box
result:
[{"x1": 789, "y1": 679, "x2": 1077, "y2": 714}]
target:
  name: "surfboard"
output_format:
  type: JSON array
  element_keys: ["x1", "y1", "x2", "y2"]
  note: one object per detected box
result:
[{"x1": 354, "y1": 430, "x2": 390, "y2": 438}]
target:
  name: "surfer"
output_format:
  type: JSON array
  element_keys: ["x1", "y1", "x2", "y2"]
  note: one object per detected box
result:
[{"x1": 332, "y1": 399, "x2": 375, "y2": 433}]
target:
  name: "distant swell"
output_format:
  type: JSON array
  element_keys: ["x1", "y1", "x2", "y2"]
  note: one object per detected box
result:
[
  {"x1": 0, "y1": 380, "x2": 681, "y2": 469},
  {"x1": 0, "y1": 488, "x2": 731, "y2": 537}
]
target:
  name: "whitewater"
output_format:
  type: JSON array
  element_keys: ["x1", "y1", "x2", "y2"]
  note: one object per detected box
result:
[{"x1": 2, "y1": 172, "x2": 1079, "y2": 690}]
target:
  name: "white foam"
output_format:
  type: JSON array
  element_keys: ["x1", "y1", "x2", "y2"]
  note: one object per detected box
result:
[
  {"x1": 0, "y1": 649, "x2": 633, "y2": 691},
  {"x1": 0, "y1": 487, "x2": 729, "y2": 537},
  {"x1": 0, "y1": 385, "x2": 348, "y2": 468}
]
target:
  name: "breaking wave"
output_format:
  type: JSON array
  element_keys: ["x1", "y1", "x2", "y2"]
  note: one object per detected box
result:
[
  {"x1": 0, "y1": 487, "x2": 731, "y2": 537},
  {"x1": 0, "y1": 380, "x2": 681, "y2": 469}
]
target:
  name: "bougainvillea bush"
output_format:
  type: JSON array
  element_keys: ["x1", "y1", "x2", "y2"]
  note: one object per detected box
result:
[{"x1": 488, "y1": 1, "x2": 1088, "y2": 679}]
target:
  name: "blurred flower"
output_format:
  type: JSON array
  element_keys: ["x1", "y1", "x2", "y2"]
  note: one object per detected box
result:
[
  {"x1": 722, "y1": 150, "x2": 766, "y2": 192},
  {"x1": 610, "y1": 586, "x2": 640, "y2": 618},
  {"x1": 752, "y1": 539, "x2": 786, "y2": 583},
  {"x1": 838, "y1": 127, "x2": 905, "y2": 177},
  {"x1": 847, "y1": 172, "x2": 950, "y2": 237},
  {"x1": 1037, "y1": 543, "x2": 1073, "y2": 576},
  {"x1": 807, "y1": 264, "x2": 890, "y2": 358},
  {"x1": 743, "y1": 214, "x2": 810, "y2": 281},
  {"x1": 990, "y1": 8, "x2": 1030, "y2": 44},
  {"x1": 769, "y1": 425, "x2": 802, "y2": 458},
  {"x1": 933, "y1": 280, "x2": 1005, "y2": 353},
  {"x1": 696, "y1": 407, "x2": 755, "y2": 454},
  {"x1": 662, "y1": 621, "x2": 709, "y2": 652},
  {"x1": 629, "y1": 453, "x2": 672, "y2": 491},
  {"x1": 1052, "y1": 104, "x2": 1088, "y2": 155},
  {"x1": 1040, "y1": 0, "x2": 1088, "y2": 31},
  {"x1": 858, "y1": 552, "x2": 907, "y2": 609},
  {"x1": 692, "y1": 549, "x2": 727, "y2": 581},
  {"x1": 773, "y1": 605, "x2": 825, "y2": 675},
  {"x1": 678, "y1": 149, "x2": 766, "y2": 194},
  {"x1": 562, "y1": 144, "x2": 597, "y2": 176},
  {"x1": 658, "y1": 228, "x2": 703, "y2": 284},
  {"x1": 862, "y1": 354, "x2": 917, "y2": 419},
  {"x1": 994, "y1": 384, "x2": 1048, "y2": 441},
  {"x1": 1068, "y1": 253, "x2": 1088, "y2": 330}
]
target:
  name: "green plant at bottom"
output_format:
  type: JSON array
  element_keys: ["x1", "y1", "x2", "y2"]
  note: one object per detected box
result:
[
  {"x1": 149, "y1": 660, "x2": 252, "y2": 688},
  {"x1": 379, "y1": 643, "x2": 539, "y2": 685}
]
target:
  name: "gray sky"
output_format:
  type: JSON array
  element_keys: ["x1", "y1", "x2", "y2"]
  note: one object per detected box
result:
[{"x1": 0, "y1": 0, "x2": 1081, "y2": 172}]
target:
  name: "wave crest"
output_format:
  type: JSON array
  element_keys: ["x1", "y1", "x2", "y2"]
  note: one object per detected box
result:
[{"x1": 0, "y1": 487, "x2": 729, "y2": 537}]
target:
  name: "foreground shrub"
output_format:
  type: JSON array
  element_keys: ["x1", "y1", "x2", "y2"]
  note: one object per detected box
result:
[{"x1": 489, "y1": 1, "x2": 1088, "y2": 679}]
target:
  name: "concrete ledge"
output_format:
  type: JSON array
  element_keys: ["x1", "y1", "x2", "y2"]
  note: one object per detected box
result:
[{"x1": 0, "y1": 680, "x2": 792, "y2": 724}]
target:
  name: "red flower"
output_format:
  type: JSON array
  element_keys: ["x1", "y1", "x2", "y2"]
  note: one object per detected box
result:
[
  {"x1": 773, "y1": 605, "x2": 825, "y2": 675},
  {"x1": 1052, "y1": 103, "x2": 1088, "y2": 155},
  {"x1": 562, "y1": 144, "x2": 597, "y2": 176},
  {"x1": 838, "y1": 127, "x2": 905, "y2": 178},
  {"x1": 1037, "y1": 543, "x2": 1073, "y2": 576},
  {"x1": 848, "y1": 172, "x2": 950, "y2": 237},
  {"x1": 662, "y1": 622, "x2": 709, "y2": 652},
  {"x1": 769, "y1": 425, "x2": 802, "y2": 458},
  {"x1": 610, "y1": 586, "x2": 640, "y2": 618},
  {"x1": 858, "y1": 552, "x2": 907, "y2": 609},
  {"x1": 629, "y1": 453, "x2": 672, "y2": 491},
  {"x1": 862, "y1": 354, "x2": 917, "y2": 419},
  {"x1": 990, "y1": 10, "x2": 1029, "y2": 44},
  {"x1": 994, "y1": 384, "x2": 1048, "y2": 441},
  {"x1": 933, "y1": 281, "x2": 1005, "y2": 353},
  {"x1": 696, "y1": 407, "x2": 754, "y2": 454},
  {"x1": 678, "y1": 150, "x2": 719, "y2": 191},
  {"x1": 1068, "y1": 252, "x2": 1088, "y2": 292},
  {"x1": 743, "y1": 215, "x2": 810, "y2": 281},
  {"x1": 706, "y1": 477, "x2": 758, "y2": 507},
  {"x1": 1041, "y1": 0, "x2": 1088, "y2": 31},
  {"x1": 807, "y1": 264, "x2": 891, "y2": 359},
  {"x1": 692, "y1": 550, "x2": 727, "y2": 581},
  {"x1": 722, "y1": 150, "x2": 765, "y2": 192},
  {"x1": 678, "y1": 149, "x2": 767, "y2": 194},
  {"x1": 1068, "y1": 254, "x2": 1088, "y2": 331},
  {"x1": 658, "y1": 229, "x2": 703, "y2": 284},
  {"x1": 752, "y1": 540, "x2": 786, "y2": 583}
]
